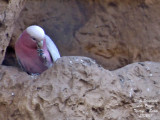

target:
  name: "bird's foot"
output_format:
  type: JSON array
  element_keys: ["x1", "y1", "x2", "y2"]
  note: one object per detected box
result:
[
  {"x1": 37, "y1": 48, "x2": 48, "y2": 64},
  {"x1": 30, "y1": 73, "x2": 40, "y2": 79},
  {"x1": 30, "y1": 73, "x2": 40, "y2": 76},
  {"x1": 37, "y1": 48, "x2": 45, "y2": 58},
  {"x1": 37, "y1": 48, "x2": 43, "y2": 56}
]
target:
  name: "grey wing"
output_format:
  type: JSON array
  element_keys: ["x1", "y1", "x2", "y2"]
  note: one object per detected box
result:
[
  {"x1": 17, "y1": 57, "x2": 27, "y2": 73},
  {"x1": 45, "y1": 35, "x2": 60, "y2": 62}
]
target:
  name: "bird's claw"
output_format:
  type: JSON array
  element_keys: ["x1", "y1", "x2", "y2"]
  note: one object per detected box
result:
[
  {"x1": 37, "y1": 48, "x2": 47, "y2": 64},
  {"x1": 37, "y1": 48, "x2": 44, "y2": 57}
]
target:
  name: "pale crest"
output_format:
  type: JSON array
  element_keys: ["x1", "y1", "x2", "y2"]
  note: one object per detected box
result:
[{"x1": 26, "y1": 25, "x2": 45, "y2": 41}]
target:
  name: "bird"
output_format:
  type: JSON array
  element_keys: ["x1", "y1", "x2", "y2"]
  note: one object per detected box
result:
[{"x1": 15, "y1": 25, "x2": 60, "y2": 75}]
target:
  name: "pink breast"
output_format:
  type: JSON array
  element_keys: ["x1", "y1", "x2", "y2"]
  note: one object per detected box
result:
[{"x1": 15, "y1": 31, "x2": 52, "y2": 74}]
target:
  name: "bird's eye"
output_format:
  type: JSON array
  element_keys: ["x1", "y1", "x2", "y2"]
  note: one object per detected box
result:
[{"x1": 32, "y1": 37, "x2": 36, "y2": 41}]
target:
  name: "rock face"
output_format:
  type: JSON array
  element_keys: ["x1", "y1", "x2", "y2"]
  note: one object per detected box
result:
[
  {"x1": 0, "y1": 0, "x2": 160, "y2": 120},
  {"x1": 0, "y1": 0, "x2": 25, "y2": 64},
  {"x1": 0, "y1": 56, "x2": 159, "y2": 120},
  {"x1": 3, "y1": 0, "x2": 160, "y2": 70}
]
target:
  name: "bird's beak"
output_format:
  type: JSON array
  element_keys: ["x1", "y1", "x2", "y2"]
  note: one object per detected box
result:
[{"x1": 37, "y1": 40, "x2": 43, "y2": 48}]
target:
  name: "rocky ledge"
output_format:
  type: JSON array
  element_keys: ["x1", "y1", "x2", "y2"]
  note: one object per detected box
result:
[{"x1": 0, "y1": 56, "x2": 159, "y2": 120}]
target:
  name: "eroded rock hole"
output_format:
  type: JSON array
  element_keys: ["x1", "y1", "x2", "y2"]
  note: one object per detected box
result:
[
  {"x1": 2, "y1": 0, "x2": 10, "y2": 3},
  {"x1": 108, "y1": 2, "x2": 118, "y2": 7},
  {"x1": 92, "y1": 107, "x2": 104, "y2": 114},
  {"x1": 0, "y1": 22, "x2": 3, "y2": 27},
  {"x1": 2, "y1": 46, "x2": 19, "y2": 67}
]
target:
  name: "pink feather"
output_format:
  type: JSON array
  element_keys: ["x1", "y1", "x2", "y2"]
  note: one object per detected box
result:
[{"x1": 15, "y1": 30, "x2": 53, "y2": 74}]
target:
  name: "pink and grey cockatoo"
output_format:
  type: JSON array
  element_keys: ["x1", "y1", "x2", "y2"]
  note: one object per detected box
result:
[{"x1": 15, "y1": 25, "x2": 60, "y2": 74}]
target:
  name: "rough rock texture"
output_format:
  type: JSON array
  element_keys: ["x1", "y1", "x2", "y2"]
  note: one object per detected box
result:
[
  {"x1": 3, "y1": 0, "x2": 160, "y2": 70},
  {"x1": 0, "y1": 56, "x2": 159, "y2": 120},
  {"x1": 0, "y1": 0, "x2": 160, "y2": 120},
  {"x1": 0, "y1": 0, "x2": 25, "y2": 64}
]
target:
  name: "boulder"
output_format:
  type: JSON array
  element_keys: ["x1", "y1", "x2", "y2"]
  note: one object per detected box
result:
[{"x1": 0, "y1": 56, "x2": 159, "y2": 120}]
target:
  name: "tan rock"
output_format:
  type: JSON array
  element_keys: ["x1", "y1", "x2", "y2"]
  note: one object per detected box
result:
[
  {"x1": 5, "y1": 0, "x2": 160, "y2": 70},
  {"x1": 0, "y1": 56, "x2": 159, "y2": 120},
  {"x1": 1, "y1": 0, "x2": 160, "y2": 119},
  {"x1": 0, "y1": 0, "x2": 25, "y2": 63}
]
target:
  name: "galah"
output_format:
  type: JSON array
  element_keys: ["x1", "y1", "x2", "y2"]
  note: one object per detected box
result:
[{"x1": 15, "y1": 25, "x2": 60, "y2": 74}]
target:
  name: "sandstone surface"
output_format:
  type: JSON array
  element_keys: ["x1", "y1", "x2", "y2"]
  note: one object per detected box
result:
[
  {"x1": 3, "y1": 0, "x2": 160, "y2": 70},
  {"x1": 0, "y1": 0, "x2": 25, "y2": 64},
  {"x1": 0, "y1": 56, "x2": 160, "y2": 120},
  {"x1": 0, "y1": 0, "x2": 160, "y2": 120}
]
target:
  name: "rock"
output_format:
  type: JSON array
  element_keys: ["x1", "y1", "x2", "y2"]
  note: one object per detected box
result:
[
  {"x1": 3, "y1": 0, "x2": 160, "y2": 70},
  {"x1": 1, "y1": 0, "x2": 160, "y2": 119},
  {"x1": 0, "y1": 65, "x2": 32, "y2": 120},
  {"x1": 0, "y1": 56, "x2": 159, "y2": 120},
  {"x1": 75, "y1": 0, "x2": 160, "y2": 69},
  {"x1": 0, "y1": 0, "x2": 25, "y2": 64}
]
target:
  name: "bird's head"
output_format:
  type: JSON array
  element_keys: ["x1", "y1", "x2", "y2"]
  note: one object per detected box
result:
[{"x1": 25, "y1": 25, "x2": 45, "y2": 48}]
